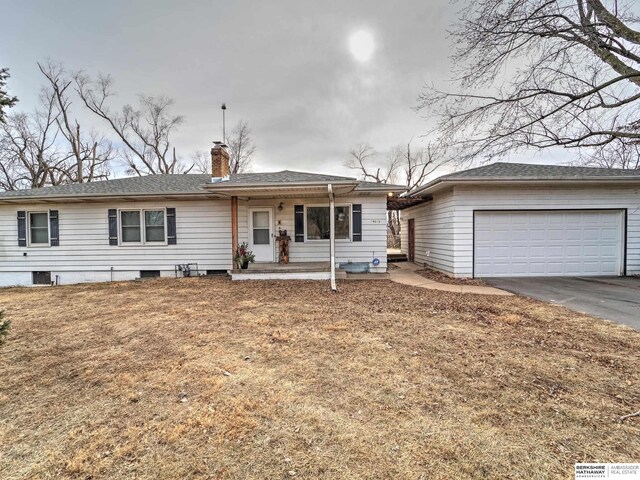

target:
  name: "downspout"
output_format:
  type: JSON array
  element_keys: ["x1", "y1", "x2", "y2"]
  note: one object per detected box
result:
[
  {"x1": 231, "y1": 196, "x2": 238, "y2": 269},
  {"x1": 328, "y1": 184, "x2": 337, "y2": 292}
]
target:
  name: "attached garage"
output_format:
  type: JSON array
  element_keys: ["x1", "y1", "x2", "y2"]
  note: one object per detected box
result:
[
  {"x1": 473, "y1": 210, "x2": 625, "y2": 277},
  {"x1": 399, "y1": 163, "x2": 640, "y2": 279}
]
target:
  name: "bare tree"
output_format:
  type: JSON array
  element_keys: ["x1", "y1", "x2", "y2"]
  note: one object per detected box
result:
[
  {"x1": 227, "y1": 120, "x2": 256, "y2": 174},
  {"x1": 402, "y1": 142, "x2": 446, "y2": 192},
  {"x1": 0, "y1": 95, "x2": 61, "y2": 190},
  {"x1": 0, "y1": 63, "x2": 113, "y2": 190},
  {"x1": 75, "y1": 73, "x2": 189, "y2": 175},
  {"x1": 190, "y1": 150, "x2": 211, "y2": 175},
  {"x1": 38, "y1": 61, "x2": 112, "y2": 183},
  {"x1": 346, "y1": 144, "x2": 401, "y2": 183},
  {"x1": 192, "y1": 120, "x2": 257, "y2": 175},
  {"x1": 418, "y1": 0, "x2": 640, "y2": 167},
  {"x1": 580, "y1": 140, "x2": 640, "y2": 169},
  {"x1": 346, "y1": 141, "x2": 444, "y2": 190},
  {"x1": 346, "y1": 141, "x2": 446, "y2": 247}
]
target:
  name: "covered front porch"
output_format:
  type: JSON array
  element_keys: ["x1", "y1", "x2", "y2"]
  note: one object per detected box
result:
[
  {"x1": 204, "y1": 171, "x2": 405, "y2": 288},
  {"x1": 230, "y1": 193, "x2": 368, "y2": 285}
]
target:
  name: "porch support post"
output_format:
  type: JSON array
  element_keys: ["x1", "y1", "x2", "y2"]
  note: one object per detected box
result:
[
  {"x1": 231, "y1": 196, "x2": 238, "y2": 266},
  {"x1": 328, "y1": 184, "x2": 337, "y2": 292}
]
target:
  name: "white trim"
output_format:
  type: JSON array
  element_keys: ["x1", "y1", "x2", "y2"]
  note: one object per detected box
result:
[
  {"x1": 618, "y1": 210, "x2": 626, "y2": 276},
  {"x1": 303, "y1": 203, "x2": 352, "y2": 242},
  {"x1": 27, "y1": 211, "x2": 50, "y2": 247},
  {"x1": 118, "y1": 208, "x2": 168, "y2": 246}
]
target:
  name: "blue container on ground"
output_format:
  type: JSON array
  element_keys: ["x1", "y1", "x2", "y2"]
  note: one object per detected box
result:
[{"x1": 339, "y1": 262, "x2": 370, "y2": 273}]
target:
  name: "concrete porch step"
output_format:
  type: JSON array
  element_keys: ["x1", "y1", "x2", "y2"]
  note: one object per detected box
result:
[
  {"x1": 231, "y1": 261, "x2": 333, "y2": 274},
  {"x1": 230, "y1": 262, "x2": 347, "y2": 281}
]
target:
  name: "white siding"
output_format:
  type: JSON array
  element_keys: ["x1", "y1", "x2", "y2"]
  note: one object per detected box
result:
[
  {"x1": 238, "y1": 195, "x2": 388, "y2": 272},
  {"x1": 400, "y1": 189, "x2": 455, "y2": 274},
  {"x1": 0, "y1": 193, "x2": 390, "y2": 287},
  {"x1": 453, "y1": 185, "x2": 640, "y2": 277},
  {"x1": 0, "y1": 199, "x2": 232, "y2": 286}
]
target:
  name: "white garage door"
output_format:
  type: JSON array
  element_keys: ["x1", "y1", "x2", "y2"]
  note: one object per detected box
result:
[{"x1": 474, "y1": 210, "x2": 624, "y2": 277}]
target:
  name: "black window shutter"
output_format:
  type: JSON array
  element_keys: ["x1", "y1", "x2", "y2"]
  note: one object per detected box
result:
[
  {"x1": 17, "y1": 211, "x2": 26, "y2": 247},
  {"x1": 294, "y1": 205, "x2": 304, "y2": 242},
  {"x1": 352, "y1": 204, "x2": 362, "y2": 242},
  {"x1": 167, "y1": 208, "x2": 176, "y2": 245},
  {"x1": 49, "y1": 210, "x2": 59, "y2": 246},
  {"x1": 108, "y1": 209, "x2": 118, "y2": 246}
]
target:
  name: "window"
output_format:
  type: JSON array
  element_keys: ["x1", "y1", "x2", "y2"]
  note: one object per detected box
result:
[
  {"x1": 145, "y1": 210, "x2": 165, "y2": 242},
  {"x1": 252, "y1": 211, "x2": 270, "y2": 245},
  {"x1": 121, "y1": 211, "x2": 141, "y2": 243},
  {"x1": 306, "y1": 205, "x2": 350, "y2": 240},
  {"x1": 139, "y1": 270, "x2": 161, "y2": 278},
  {"x1": 29, "y1": 212, "x2": 49, "y2": 245},
  {"x1": 32, "y1": 271, "x2": 51, "y2": 285},
  {"x1": 120, "y1": 209, "x2": 166, "y2": 244}
]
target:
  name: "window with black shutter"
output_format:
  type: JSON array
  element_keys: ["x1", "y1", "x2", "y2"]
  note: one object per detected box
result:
[{"x1": 110, "y1": 208, "x2": 170, "y2": 246}]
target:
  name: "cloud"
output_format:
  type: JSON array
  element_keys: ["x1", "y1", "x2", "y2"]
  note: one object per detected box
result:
[{"x1": 2, "y1": 0, "x2": 458, "y2": 176}]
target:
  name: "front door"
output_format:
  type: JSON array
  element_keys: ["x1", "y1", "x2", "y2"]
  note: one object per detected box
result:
[
  {"x1": 249, "y1": 208, "x2": 274, "y2": 262},
  {"x1": 408, "y1": 218, "x2": 415, "y2": 262}
]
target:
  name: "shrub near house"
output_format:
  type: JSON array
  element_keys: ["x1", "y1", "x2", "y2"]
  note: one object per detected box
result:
[{"x1": 0, "y1": 310, "x2": 9, "y2": 345}]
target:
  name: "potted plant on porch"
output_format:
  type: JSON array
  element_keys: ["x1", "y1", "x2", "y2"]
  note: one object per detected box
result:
[{"x1": 234, "y1": 242, "x2": 256, "y2": 269}]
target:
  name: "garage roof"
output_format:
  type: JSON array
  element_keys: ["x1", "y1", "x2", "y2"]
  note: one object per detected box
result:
[{"x1": 410, "y1": 162, "x2": 640, "y2": 197}]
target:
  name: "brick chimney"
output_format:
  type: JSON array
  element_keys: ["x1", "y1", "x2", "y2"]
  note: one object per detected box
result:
[{"x1": 211, "y1": 142, "x2": 230, "y2": 178}]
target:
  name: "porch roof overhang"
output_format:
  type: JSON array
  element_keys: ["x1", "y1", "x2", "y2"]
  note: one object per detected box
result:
[
  {"x1": 204, "y1": 179, "x2": 408, "y2": 199},
  {"x1": 387, "y1": 195, "x2": 431, "y2": 210}
]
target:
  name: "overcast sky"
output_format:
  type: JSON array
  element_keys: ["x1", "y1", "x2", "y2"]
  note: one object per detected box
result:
[{"x1": 1, "y1": 0, "x2": 561, "y2": 178}]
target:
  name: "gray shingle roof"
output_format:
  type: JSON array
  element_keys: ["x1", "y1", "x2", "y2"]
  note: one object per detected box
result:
[
  {"x1": 222, "y1": 170, "x2": 358, "y2": 184},
  {"x1": 0, "y1": 174, "x2": 212, "y2": 199},
  {"x1": 0, "y1": 170, "x2": 407, "y2": 201},
  {"x1": 410, "y1": 162, "x2": 640, "y2": 197},
  {"x1": 440, "y1": 162, "x2": 640, "y2": 180}
]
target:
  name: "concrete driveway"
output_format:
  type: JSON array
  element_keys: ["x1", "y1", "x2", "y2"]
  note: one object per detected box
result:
[{"x1": 485, "y1": 276, "x2": 640, "y2": 330}]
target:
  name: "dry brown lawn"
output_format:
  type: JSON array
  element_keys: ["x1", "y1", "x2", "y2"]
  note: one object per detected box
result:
[
  {"x1": 0, "y1": 277, "x2": 639, "y2": 479},
  {"x1": 414, "y1": 267, "x2": 487, "y2": 287}
]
